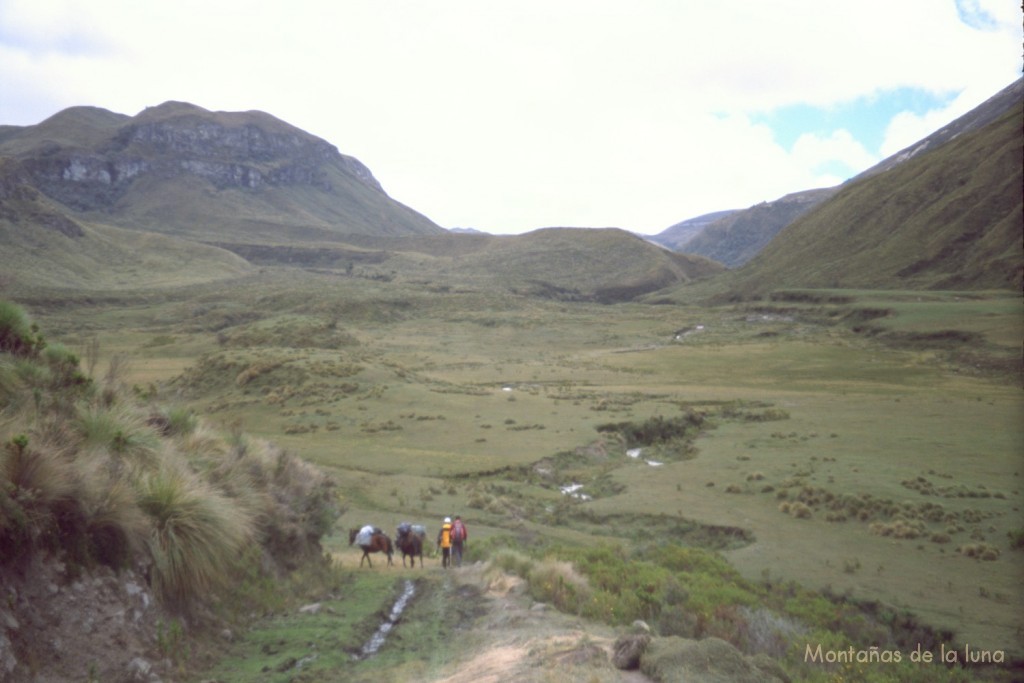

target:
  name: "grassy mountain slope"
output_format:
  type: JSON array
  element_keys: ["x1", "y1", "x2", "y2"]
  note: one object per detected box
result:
[
  {"x1": 678, "y1": 188, "x2": 837, "y2": 267},
  {"x1": 0, "y1": 101, "x2": 444, "y2": 245},
  {"x1": 0, "y1": 162, "x2": 251, "y2": 291},
  {"x1": 720, "y1": 99, "x2": 1022, "y2": 296},
  {"x1": 646, "y1": 210, "x2": 739, "y2": 251},
  {"x1": 346, "y1": 228, "x2": 726, "y2": 302},
  {"x1": 470, "y1": 228, "x2": 725, "y2": 301},
  {"x1": 659, "y1": 79, "x2": 1023, "y2": 274}
]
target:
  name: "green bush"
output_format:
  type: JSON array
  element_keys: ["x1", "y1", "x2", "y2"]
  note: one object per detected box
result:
[
  {"x1": 0, "y1": 300, "x2": 41, "y2": 357},
  {"x1": 595, "y1": 410, "x2": 705, "y2": 447}
]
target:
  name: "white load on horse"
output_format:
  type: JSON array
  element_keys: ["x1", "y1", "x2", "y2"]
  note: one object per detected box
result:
[{"x1": 355, "y1": 524, "x2": 376, "y2": 546}]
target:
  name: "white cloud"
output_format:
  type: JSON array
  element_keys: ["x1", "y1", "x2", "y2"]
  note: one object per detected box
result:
[
  {"x1": 792, "y1": 130, "x2": 877, "y2": 178},
  {"x1": 0, "y1": 0, "x2": 1020, "y2": 234}
]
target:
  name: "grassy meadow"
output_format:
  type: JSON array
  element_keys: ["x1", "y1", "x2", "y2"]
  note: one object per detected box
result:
[{"x1": 18, "y1": 269, "x2": 1023, "y2": 678}]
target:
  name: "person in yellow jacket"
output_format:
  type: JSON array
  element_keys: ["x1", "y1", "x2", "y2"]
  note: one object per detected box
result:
[{"x1": 437, "y1": 517, "x2": 453, "y2": 569}]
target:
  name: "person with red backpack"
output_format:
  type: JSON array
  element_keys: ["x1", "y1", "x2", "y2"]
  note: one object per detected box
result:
[{"x1": 450, "y1": 515, "x2": 468, "y2": 568}]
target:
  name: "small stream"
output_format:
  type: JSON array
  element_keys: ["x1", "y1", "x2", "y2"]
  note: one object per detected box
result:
[{"x1": 355, "y1": 579, "x2": 416, "y2": 660}]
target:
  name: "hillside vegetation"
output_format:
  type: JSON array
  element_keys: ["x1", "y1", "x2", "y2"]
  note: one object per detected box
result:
[
  {"x1": 720, "y1": 100, "x2": 1022, "y2": 295},
  {"x1": 678, "y1": 188, "x2": 836, "y2": 267},
  {"x1": 0, "y1": 300, "x2": 344, "y2": 681}
]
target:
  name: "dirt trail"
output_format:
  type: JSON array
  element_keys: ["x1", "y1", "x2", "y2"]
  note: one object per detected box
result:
[{"x1": 427, "y1": 563, "x2": 653, "y2": 683}]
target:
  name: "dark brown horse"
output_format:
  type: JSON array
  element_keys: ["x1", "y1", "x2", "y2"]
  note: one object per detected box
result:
[
  {"x1": 395, "y1": 526, "x2": 425, "y2": 568},
  {"x1": 349, "y1": 527, "x2": 394, "y2": 568}
]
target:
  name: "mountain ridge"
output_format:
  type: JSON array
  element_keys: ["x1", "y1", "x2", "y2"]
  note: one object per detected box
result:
[
  {"x1": 0, "y1": 101, "x2": 443, "y2": 242},
  {"x1": 722, "y1": 95, "x2": 1023, "y2": 294},
  {"x1": 656, "y1": 77, "x2": 1024, "y2": 273}
]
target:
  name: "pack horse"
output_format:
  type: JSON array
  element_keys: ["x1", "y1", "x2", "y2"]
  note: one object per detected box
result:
[
  {"x1": 395, "y1": 522, "x2": 426, "y2": 568},
  {"x1": 349, "y1": 526, "x2": 394, "y2": 568}
]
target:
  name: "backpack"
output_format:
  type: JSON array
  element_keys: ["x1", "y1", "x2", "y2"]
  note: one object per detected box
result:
[{"x1": 451, "y1": 519, "x2": 466, "y2": 542}]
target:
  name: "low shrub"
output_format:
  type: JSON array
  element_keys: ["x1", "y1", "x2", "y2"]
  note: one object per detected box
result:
[{"x1": 528, "y1": 558, "x2": 592, "y2": 614}]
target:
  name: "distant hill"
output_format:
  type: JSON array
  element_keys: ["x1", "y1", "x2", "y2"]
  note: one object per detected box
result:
[
  {"x1": 456, "y1": 227, "x2": 725, "y2": 302},
  {"x1": 723, "y1": 82, "x2": 1023, "y2": 295},
  {"x1": 256, "y1": 227, "x2": 726, "y2": 303},
  {"x1": 0, "y1": 101, "x2": 444, "y2": 245},
  {"x1": 675, "y1": 188, "x2": 837, "y2": 267},
  {"x1": 646, "y1": 210, "x2": 738, "y2": 251}
]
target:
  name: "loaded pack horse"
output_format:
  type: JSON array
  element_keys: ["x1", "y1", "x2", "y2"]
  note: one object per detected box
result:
[
  {"x1": 395, "y1": 522, "x2": 426, "y2": 568},
  {"x1": 349, "y1": 526, "x2": 394, "y2": 568}
]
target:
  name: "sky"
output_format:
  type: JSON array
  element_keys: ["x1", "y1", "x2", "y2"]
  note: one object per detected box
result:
[{"x1": 0, "y1": 1, "x2": 1020, "y2": 235}]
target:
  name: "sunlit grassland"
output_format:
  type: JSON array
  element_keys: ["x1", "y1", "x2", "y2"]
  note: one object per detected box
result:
[
  {"x1": 29, "y1": 281, "x2": 1024, "y2": 660},
  {"x1": 588, "y1": 321, "x2": 1022, "y2": 652}
]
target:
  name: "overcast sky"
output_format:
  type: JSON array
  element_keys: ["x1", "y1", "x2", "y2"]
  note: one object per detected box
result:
[{"x1": 1, "y1": 1, "x2": 1020, "y2": 235}]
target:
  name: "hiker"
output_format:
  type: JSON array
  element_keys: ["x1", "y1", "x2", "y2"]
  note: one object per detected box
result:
[
  {"x1": 437, "y1": 517, "x2": 453, "y2": 568},
  {"x1": 450, "y1": 515, "x2": 468, "y2": 567}
]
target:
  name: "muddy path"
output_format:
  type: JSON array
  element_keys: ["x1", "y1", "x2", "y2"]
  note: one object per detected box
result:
[{"x1": 422, "y1": 562, "x2": 654, "y2": 683}]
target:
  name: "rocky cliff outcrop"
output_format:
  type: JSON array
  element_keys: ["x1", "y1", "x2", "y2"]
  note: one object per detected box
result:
[
  {"x1": 0, "y1": 101, "x2": 443, "y2": 240},
  {"x1": 11, "y1": 104, "x2": 383, "y2": 211}
]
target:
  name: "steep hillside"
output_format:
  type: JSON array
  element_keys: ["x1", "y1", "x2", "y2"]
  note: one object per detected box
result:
[
  {"x1": 677, "y1": 188, "x2": 837, "y2": 267},
  {"x1": 0, "y1": 101, "x2": 444, "y2": 245},
  {"x1": 0, "y1": 158, "x2": 253, "y2": 291},
  {"x1": 659, "y1": 79, "x2": 1024, "y2": 271},
  {"x1": 724, "y1": 96, "x2": 1022, "y2": 295},
  {"x1": 647, "y1": 210, "x2": 738, "y2": 251}
]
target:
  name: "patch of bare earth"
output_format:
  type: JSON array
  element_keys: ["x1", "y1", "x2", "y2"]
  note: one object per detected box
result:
[
  {"x1": 428, "y1": 563, "x2": 653, "y2": 683},
  {"x1": 0, "y1": 556, "x2": 169, "y2": 683}
]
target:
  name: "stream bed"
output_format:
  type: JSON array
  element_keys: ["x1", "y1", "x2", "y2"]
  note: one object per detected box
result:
[{"x1": 355, "y1": 579, "x2": 416, "y2": 660}]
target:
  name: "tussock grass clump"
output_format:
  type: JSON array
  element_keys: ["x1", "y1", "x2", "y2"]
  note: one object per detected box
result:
[
  {"x1": 77, "y1": 404, "x2": 162, "y2": 472},
  {"x1": 957, "y1": 543, "x2": 1001, "y2": 561},
  {"x1": 0, "y1": 300, "x2": 42, "y2": 357},
  {"x1": 0, "y1": 431, "x2": 146, "y2": 570},
  {"x1": 0, "y1": 434, "x2": 80, "y2": 565},
  {"x1": 488, "y1": 548, "x2": 535, "y2": 578},
  {"x1": 148, "y1": 406, "x2": 198, "y2": 438},
  {"x1": 83, "y1": 475, "x2": 148, "y2": 568},
  {"x1": 528, "y1": 558, "x2": 592, "y2": 614},
  {"x1": 204, "y1": 437, "x2": 342, "y2": 570},
  {"x1": 779, "y1": 501, "x2": 812, "y2": 519},
  {"x1": 869, "y1": 519, "x2": 926, "y2": 540},
  {"x1": 136, "y1": 464, "x2": 254, "y2": 610}
]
